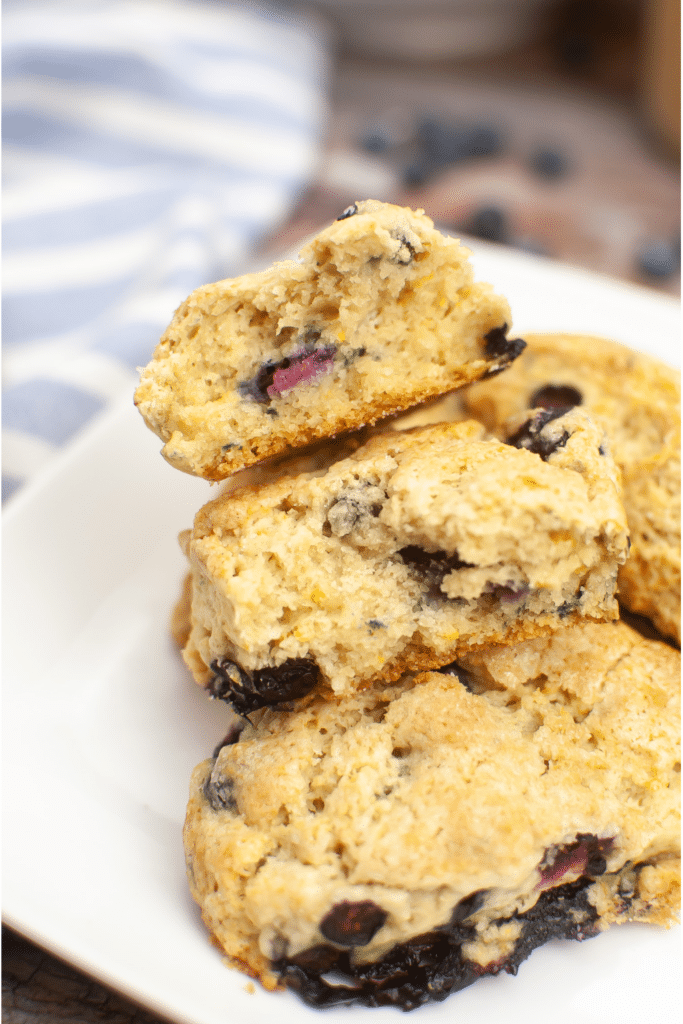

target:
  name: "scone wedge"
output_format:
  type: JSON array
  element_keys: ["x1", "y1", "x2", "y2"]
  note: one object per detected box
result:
[
  {"x1": 183, "y1": 620, "x2": 680, "y2": 1009},
  {"x1": 461, "y1": 332, "x2": 681, "y2": 643},
  {"x1": 180, "y1": 412, "x2": 629, "y2": 709},
  {"x1": 134, "y1": 200, "x2": 524, "y2": 481}
]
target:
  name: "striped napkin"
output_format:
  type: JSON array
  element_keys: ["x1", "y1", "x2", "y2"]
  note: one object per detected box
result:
[{"x1": 2, "y1": 0, "x2": 330, "y2": 502}]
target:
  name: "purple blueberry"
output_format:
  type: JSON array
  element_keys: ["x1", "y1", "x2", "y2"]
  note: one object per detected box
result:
[
  {"x1": 209, "y1": 657, "x2": 319, "y2": 717},
  {"x1": 481, "y1": 324, "x2": 526, "y2": 376},
  {"x1": 238, "y1": 340, "x2": 336, "y2": 405},
  {"x1": 320, "y1": 900, "x2": 388, "y2": 946},
  {"x1": 530, "y1": 383, "x2": 582, "y2": 411},
  {"x1": 337, "y1": 203, "x2": 359, "y2": 220},
  {"x1": 398, "y1": 546, "x2": 473, "y2": 594},
  {"x1": 506, "y1": 407, "x2": 571, "y2": 461}
]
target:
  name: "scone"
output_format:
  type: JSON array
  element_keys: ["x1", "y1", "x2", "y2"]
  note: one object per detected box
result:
[
  {"x1": 183, "y1": 620, "x2": 680, "y2": 1009},
  {"x1": 134, "y1": 199, "x2": 524, "y2": 481},
  {"x1": 461, "y1": 332, "x2": 681, "y2": 643},
  {"x1": 169, "y1": 416, "x2": 470, "y2": 651},
  {"x1": 169, "y1": 432, "x2": 372, "y2": 651},
  {"x1": 180, "y1": 413, "x2": 629, "y2": 711}
]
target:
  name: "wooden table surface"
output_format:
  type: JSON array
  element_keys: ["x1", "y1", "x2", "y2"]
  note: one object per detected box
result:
[{"x1": 3, "y1": 40, "x2": 679, "y2": 1024}]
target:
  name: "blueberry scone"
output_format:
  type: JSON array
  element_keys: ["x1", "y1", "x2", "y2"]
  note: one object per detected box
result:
[
  {"x1": 179, "y1": 413, "x2": 629, "y2": 711},
  {"x1": 183, "y1": 620, "x2": 680, "y2": 1010},
  {"x1": 170, "y1": 432, "x2": 372, "y2": 651},
  {"x1": 134, "y1": 200, "x2": 524, "y2": 481},
  {"x1": 461, "y1": 332, "x2": 681, "y2": 643}
]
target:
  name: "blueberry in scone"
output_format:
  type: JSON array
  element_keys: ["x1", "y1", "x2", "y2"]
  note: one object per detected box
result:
[
  {"x1": 179, "y1": 414, "x2": 629, "y2": 708},
  {"x1": 134, "y1": 200, "x2": 524, "y2": 481},
  {"x1": 183, "y1": 620, "x2": 680, "y2": 1008},
  {"x1": 461, "y1": 332, "x2": 681, "y2": 643}
]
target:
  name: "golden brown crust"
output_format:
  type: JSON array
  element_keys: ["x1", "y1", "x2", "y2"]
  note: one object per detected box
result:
[{"x1": 170, "y1": 572, "x2": 193, "y2": 649}]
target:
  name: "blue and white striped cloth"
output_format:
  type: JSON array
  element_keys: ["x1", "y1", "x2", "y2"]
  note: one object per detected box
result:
[{"x1": 2, "y1": 0, "x2": 330, "y2": 502}]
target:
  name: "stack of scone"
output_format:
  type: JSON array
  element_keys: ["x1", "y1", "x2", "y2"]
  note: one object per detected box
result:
[{"x1": 135, "y1": 201, "x2": 680, "y2": 1010}]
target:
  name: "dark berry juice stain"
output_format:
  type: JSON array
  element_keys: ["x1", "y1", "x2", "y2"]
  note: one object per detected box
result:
[
  {"x1": 481, "y1": 324, "x2": 526, "y2": 377},
  {"x1": 212, "y1": 721, "x2": 245, "y2": 757},
  {"x1": 238, "y1": 342, "x2": 336, "y2": 404},
  {"x1": 484, "y1": 581, "x2": 530, "y2": 605},
  {"x1": 557, "y1": 585, "x2": 585, "y2": 618},
  {"x1": 275, "y1": 877, "x2": 601, "y2": 1010},
  {"x1": 398, "y1": 546, "x2": 474, "y2": 597},
  {"x1": 530, "y1": 383, "x2": 583, "y2": 410},
  {"x1": 506, "y1": 407, "x2": 570, "y2": 461},
  {"x1": 209, "y1": 657, "x2": 319, "y2": 717},
  {"x1": 320, "y1": 901, "x2": 388, "y2": 947}
]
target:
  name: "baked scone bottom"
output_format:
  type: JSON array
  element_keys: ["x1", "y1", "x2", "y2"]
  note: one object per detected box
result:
[
  {"x1": 181, "y1": 412, "x2": 629, "y2": 709},
  {"x1": 273, "y1": 864, "x2": 680, "y2": 1010},
  {"x1": 183, "y1": 621, "x2": 680, "y2": 1010}
]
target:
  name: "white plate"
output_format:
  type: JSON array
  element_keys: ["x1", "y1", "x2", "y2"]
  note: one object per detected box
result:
[{"x1": 3, "y1": 245, "x2": 681, "y2": 1024}]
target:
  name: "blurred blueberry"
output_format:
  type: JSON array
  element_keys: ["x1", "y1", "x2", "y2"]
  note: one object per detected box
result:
[
  {"x1": 361, "y1": 130, "x2": 391, "y2": 154},
  {"x1": 416, "y1": 116, "x2": 447, "y2": 150},
  {"x1": 530, "y1": 147, "x2": 570, "y2": 180},
  {"x1": 636, "y1": 240, "x2": 681, "y2": 279},
  {"x1": 416, "y1": 116, "x2": 503, "y2": 165},
  {"x1": 402, "y1": 159, "x2": 433, "y2": 189},
  {"x1": 464, "y1": 206, "x2": 508, "y2": 244},
  {"x1": 464, "y1": 124, "x2": 503, "y2": 158},
  {"x1": 557, "y1": 31, "x2": 594, "y2": 69}
]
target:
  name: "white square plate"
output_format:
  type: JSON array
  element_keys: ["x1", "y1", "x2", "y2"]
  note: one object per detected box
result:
[{"x1": 3, "y1": 243, "x2": 681, "y2": 1024}]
